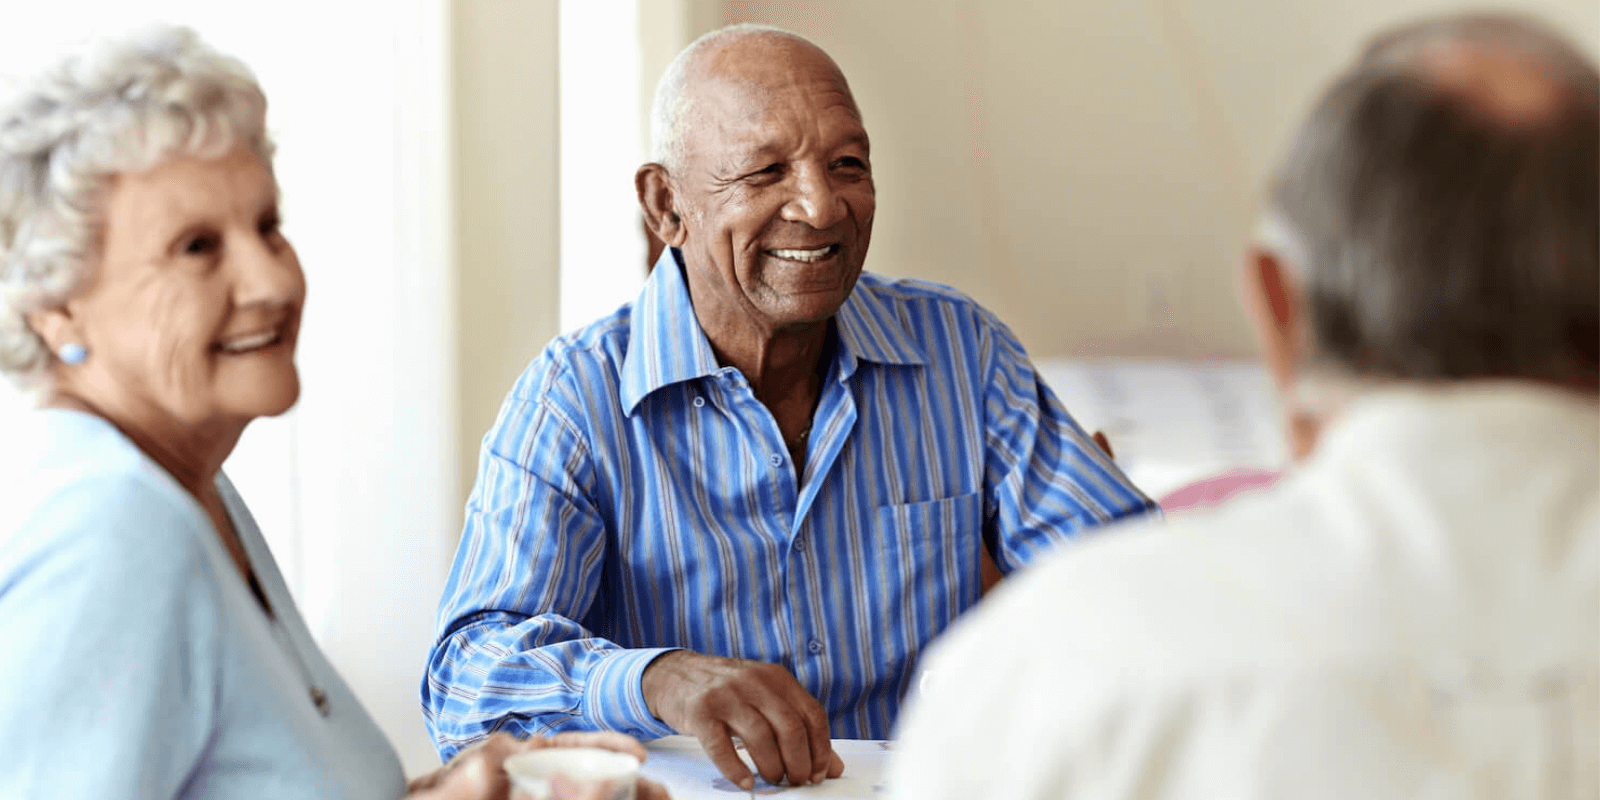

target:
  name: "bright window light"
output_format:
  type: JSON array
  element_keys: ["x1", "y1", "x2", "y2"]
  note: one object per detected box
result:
[{"x1": 559, "y1": 0, "x2": 649, "y2": 334}]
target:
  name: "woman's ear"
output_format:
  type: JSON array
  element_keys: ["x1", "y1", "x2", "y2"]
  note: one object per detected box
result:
[
  {"x1": 636, "y1": 164, "x2": 687, "y2": 248},
  {"x1": 24, "y1": 305, "x2": 79, "y2": 358}
]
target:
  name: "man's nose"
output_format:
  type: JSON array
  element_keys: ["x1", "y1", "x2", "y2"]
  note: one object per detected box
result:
[{"x1": 782, "y1": 168, "x2": 847, "y2": 229}]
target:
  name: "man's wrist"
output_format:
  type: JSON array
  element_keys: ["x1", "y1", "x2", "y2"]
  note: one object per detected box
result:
[
  {"x1": 585, "y1": 646, "x2": 683, "y2": 739},
  {"x1": 640, "y1": 648, "x2": 692, "y2": 722}
]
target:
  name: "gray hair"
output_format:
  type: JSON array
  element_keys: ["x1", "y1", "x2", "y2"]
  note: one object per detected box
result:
[
  {"x1": 0, "y1": 24, "x2": 273, "y2": 392},
  {"x1": 1261, "y1": 11, "x2": 1598, "y2": 394},
  {"x1": 649, "y1": 23, "x2": 827, "y2": 170}
]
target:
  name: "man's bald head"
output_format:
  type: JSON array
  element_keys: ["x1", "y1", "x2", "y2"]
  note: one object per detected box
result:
[
  {"x1": 650, "y1": 24, "x2": 855, "y2": 171},
  {"x1": 1260, "y1": 12, "x2": 1599, "y2": 392},
  {"x1": 1358, "y1": 12, "x2": 1599, "y2": 129}
]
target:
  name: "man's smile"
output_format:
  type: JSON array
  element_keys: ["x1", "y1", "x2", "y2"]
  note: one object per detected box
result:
[{"x1": 764, "y1": 244, "x2": 840, "y2": 263}]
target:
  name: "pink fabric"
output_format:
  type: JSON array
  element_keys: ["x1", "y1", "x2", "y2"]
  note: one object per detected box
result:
[{"x1": 1158, "y1": 468, "x2": 1282, "y2": 512}]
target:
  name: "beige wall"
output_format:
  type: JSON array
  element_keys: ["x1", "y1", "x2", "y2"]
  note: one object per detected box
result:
[
  {"x1": 676, "y1": 0, "x2": 1600, "y2": 360},
  {"x1": 453, "y1": 0, "x2": 561, "y2": 501},
  {"x1": 456, "y1": 0, "x2": 1600, "y2": 488}
]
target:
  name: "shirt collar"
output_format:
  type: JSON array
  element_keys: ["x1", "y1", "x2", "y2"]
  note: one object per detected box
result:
[
  {"x1": 620, "y1": 249, "x2": 927, "y2": 414},
  {"x1": 620, "y1": 249, "x2": 722, "y2": 415},
  {"x1": 831, "y1": 275, "x2": 927, "y2": 377},
  {"x1": 1318, "y1": 379, "x2": 1598, "y2": 463}
]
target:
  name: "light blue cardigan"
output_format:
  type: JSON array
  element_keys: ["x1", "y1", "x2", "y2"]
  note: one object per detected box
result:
[{"x1": 0, "y1": 409, "x2": 407, "y2": 799}]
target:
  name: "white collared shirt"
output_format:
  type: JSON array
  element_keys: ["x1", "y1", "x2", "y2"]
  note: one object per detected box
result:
[{"x1": 888, "y1": 382, "x2": 1598, "y2": 800}]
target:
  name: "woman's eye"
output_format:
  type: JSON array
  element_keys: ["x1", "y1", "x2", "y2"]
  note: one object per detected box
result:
[
  {"x1": 184, "y1": 235, "x2": 220, "y2": 255},
  {"x1": 259, "y1": 216, "x2": 282, "y2": 236}
]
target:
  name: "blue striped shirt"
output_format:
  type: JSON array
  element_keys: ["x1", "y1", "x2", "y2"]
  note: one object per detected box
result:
[{"x1": 422, "y1": 251, "x2": 1157, "y2": 757}]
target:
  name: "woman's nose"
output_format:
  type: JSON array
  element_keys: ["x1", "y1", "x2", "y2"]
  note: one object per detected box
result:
[{"x1": 232, "y1": 233, "x2": 305, "y2": 307}]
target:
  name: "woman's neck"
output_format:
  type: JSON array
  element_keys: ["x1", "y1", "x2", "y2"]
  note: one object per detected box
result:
[{"x1": 43, "y1": 390, "x2": 243, "y2": 499}]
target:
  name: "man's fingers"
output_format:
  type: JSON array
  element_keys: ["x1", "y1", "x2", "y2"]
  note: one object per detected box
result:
[
  {"x1": 791, "y1": 688, "x2": 833, "y2": 785},
  {"x1": 827, "y1": 748, "x2": 845, "y2": 778},
  {"x1": 725, "y1": 710, "x2": 787, "y2": 786},
  {"x1": 535, "y1": 731, "x2": 649, "y2": 762},
  {"x1": 698, "y1": 726, "x2": 756, "y2": 790},
  {"x1": 763, "y1": 702, "x2": 818, "y2": 786},
  {"x1": 744, "y1": 676, "x2": 821, "y2": 785}
]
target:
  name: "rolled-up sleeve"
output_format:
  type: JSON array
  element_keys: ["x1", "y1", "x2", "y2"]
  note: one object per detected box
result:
[
  {"x1": 421, "y1": 378, "x2": 677, "y2": 760},
  {"x1": 978, "y1": 312, "x2": 1160, "y2": 572}
]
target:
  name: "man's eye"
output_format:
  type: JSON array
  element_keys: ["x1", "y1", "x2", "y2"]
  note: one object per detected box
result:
[
  {"x1": 259, "y1": 215, "x2": 282, "y2": 237},
  {"x1": 747, "y1": 163, "x2": 783, "y2": 180},
  {"x1": 834, "y1": 157, "x2": 868, "y2": 171}
]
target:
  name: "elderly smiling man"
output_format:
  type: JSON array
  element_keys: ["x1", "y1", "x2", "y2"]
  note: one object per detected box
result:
[{"x1": 423, "y1": 23, "x2": 1155, "y2": 791}]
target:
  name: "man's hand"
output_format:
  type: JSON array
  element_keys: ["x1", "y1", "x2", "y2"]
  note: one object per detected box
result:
[
  {"x1": 1092, "y1": 430, "x2": 1115, "y2": 461},
  {"x1": 642, "y1": 650, "x2": 845, "y2": 790},
  {"x1": 407, "y1": 731, "x2": 669, "y2": 800}
]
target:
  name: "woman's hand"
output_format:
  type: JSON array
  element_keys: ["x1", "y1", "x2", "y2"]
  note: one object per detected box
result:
[
  {"x1": 548, "y1": 772, "x2": 672, "y2": 800},
  {"x1": 405, "y1": 731, "x2": 670, "y2": 800}
]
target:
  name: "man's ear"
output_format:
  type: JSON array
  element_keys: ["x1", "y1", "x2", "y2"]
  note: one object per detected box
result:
[
  {"x1": 1243, "y1": 246, "x2": 1322, "y2": 461},
  {"x1": 636, "y1": 163, "x2": 687, "y2": 248},
  {"x1": 1241, "y1": 246, "x2": 1305, "y2": 394}
]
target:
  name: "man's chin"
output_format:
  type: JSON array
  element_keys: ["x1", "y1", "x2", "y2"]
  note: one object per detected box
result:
[{"x1": 768, "y1": 295, "x2": 848, "y2": 329}]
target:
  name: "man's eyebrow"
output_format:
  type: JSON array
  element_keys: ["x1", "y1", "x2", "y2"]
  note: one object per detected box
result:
[
  {"x1": 718, "y1": 144, "x2": 783, "y2": 172},
  {"x1": 705, "y1": 151, "x2": 765, "y2": 182}
]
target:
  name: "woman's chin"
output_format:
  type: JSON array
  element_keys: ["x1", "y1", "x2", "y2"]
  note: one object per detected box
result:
[
  {"x1": 224, "y1": 374, "x2": 300, "y2": 420},
  {"x1": 258, "y1": 381, "x2": 301, "y2": 418}
]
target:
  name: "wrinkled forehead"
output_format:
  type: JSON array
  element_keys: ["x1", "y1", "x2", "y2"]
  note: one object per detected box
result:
[
  {"x1": 700, "y1": 36, "x2": 852, "y2": 93},
  {"x1": 696, "y1": 69, "x2": 862, "y2": 125},
  {"x1": 680, "y1": 38, "x2": 864, "y2": 152}
]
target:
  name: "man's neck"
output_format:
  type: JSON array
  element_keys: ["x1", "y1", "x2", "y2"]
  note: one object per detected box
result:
[{"x1": 706, "y1": 320, "x2": 830, "y2": 406}]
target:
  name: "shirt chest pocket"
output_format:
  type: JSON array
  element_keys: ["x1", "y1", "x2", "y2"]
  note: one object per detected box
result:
[{"x1": 871, "y1": 491, "x2": 985, "y2": 638}]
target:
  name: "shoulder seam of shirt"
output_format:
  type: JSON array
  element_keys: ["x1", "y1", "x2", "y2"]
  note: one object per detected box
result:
[{"x1": 509, "y1": 358, "x2": 599, "y2": 467}]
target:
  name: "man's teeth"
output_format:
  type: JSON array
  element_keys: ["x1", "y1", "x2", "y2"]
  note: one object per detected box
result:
[
  {"x1": 220, "y1": 331, "x2": 279, "y2": 353},
  {"x1": 769, "y1": 246, "x2": 835, "y2": 262}
]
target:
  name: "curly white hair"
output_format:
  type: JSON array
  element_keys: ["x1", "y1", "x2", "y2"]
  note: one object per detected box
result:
[{"x1": 0, "y1": 24, "x2": 273, "y2": 392}]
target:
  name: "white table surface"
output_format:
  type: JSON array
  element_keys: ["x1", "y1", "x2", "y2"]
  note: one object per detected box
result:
[
  {"x1": 1034, "y1": 358, "x2": 1287, "y2": 498},
  {"x1": 640, "y1": 736, "x2": 891, "y2": 798}
]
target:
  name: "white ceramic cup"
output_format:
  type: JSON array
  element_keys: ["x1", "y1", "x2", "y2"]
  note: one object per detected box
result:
[{"x1": 503, "y1": 747, "x2": 641, "y2": 800}]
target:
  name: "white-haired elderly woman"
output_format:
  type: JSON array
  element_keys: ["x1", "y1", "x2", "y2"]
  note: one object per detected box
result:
[{"x1": 0, "y1": 26, "x2": 666, "y2": 800}]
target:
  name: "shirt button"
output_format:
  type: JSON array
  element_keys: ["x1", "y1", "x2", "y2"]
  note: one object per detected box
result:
[
  {"x1": 793, "y1": 535, "x2": 807, "y2": 551},
  {"x1": 692, "y1": 396, "x2": 705, "y2": 408},
  {"x1": 769, "y1": 453, "x2": 782, "y2": 467},
  {"x1": 807, "y1": 639, "x2": 825, "y2": 655}
]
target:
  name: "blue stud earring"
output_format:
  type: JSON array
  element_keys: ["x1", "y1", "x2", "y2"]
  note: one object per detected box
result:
[{"x1": 58, "y1": 342, "x2": 87, "y2": 366}]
